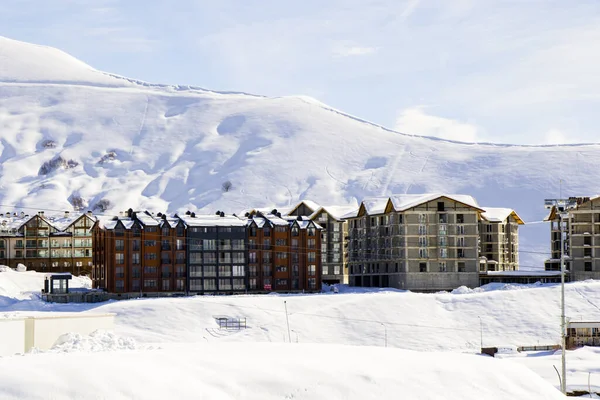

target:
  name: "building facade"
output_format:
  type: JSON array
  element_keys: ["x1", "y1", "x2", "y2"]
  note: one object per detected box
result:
[
  {"x1": 479, "y1": 208, "x2": 523, "y2": 272},
  {"x1": 287, "y1": 201, "x2": 355, "y2": 285},
  {"x1": 92, "y1": 210, "x2": 187, "y2": 294},
  {"x1": 545, "y1": 196, "x2": 600, "y2": 280},
  {"x1": 0, "y1": 210, "x2": 94, "y2": 275},
  {"x1": 93, "y1": 209, "x2": 322, "y2": 295},
  {"x1": 345, "y1": 194, "x2": 484, "y2": 292},
  {"x1": 246, "y1": 211, "x2": 322, "y2": 292}
]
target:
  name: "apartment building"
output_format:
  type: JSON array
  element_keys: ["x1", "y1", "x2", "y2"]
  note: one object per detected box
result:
[
  {"x1": 92, "y1": 210, "x2": 187, "y2": 294},
  {"x1": 178, "y1": 211, "x2": 247, "y2": 294},
  {"x1": 479, "y1": 208, "x2": 523, "y2": 272},
  {"x1": 287, "y1": 201, "x2": 355, "y2": 285},
  {"x1": 345, "y1": 194, "x2": 484, "y2": 292},
  {"x1": 0, "y1": 210, "x2": 94, "y2": 275},
  {"x1": 545, "y1": 196, "x2": 600, "y2": 280},
  {"x1": 246, "y1": 210, "x2": 322, "y2": 292}
]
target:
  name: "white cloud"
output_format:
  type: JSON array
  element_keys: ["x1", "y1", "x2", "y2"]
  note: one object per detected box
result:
[
  {"x1": 332, "y1": 45, "x2": 378, "y2": 57},
  {"x1": 395, "y1": 107, "x2": 481, "y2": 143},
  {"x1": 543, "y1": 129, "x2": 582, "y2": 145}
]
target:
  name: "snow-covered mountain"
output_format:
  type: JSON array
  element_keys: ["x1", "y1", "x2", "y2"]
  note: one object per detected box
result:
[{"x1": 1, "y1": 36, "x2": 598, "y2": 268}]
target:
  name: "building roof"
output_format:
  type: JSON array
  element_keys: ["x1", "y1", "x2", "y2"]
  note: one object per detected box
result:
[
  {"x1": 481, "y1": 270, "x2": 562, "y2": 277},
  {"x1": 287, "y1": 200, "x2": 322, "y2": 216},
  {"x1": 308, "y1": 205, "x2": 358, "y2": 221},
  {"x1": 481, "y1": 207, "x2": 525, "y2": 224},
  {"x1": 179, "y1": 214, "x2": 246, "y2": 227}
]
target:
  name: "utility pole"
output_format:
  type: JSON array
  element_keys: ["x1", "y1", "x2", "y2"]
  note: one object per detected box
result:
[
  {"x1": 284, "y1": 300, "x2": 292, "y2": 343},
  {"x1": 545, "y1": 197, "x2": 573, "y2": 395},
  {"x1": 379, "y1": 322, "x2": 387, "y2": 347},
  {"x1": 478, "y1": 316, "x2": 483, "y2": 352}
]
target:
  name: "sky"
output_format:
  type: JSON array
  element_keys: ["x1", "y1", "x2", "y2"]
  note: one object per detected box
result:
[{"x1": 1, "y1": 0, "x2": 600, "y2": 145}]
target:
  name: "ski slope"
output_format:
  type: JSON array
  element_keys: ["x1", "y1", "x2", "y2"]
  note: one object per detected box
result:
[
  {"x1": 1, "y1": 268, "x2": 599, "y2": 396},
  {"x1": 1, "y1": 35, "x2": 600, "y2": 269}
]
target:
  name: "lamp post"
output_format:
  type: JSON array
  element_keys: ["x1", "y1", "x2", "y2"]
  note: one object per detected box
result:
[
  {"x1": 544, "y1": 198, "x2": 573, "y2": 395},
  {"x1": 478, "y1": 316, "x2": 483, "y2": 351},
  {"x1": 380, "y1": 322, "x2": 387, "y2": 347}
]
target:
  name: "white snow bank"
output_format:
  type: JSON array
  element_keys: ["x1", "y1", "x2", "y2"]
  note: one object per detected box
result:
[
  {"x1": 0, "y1": 343, "x2": 565, "y2": 400},
  {"x1": 40, "y1": 330, "x2": 139, "y2": 353},
  {"x1": 0, "y1": 268, "x2": 91, "y2": 301}
]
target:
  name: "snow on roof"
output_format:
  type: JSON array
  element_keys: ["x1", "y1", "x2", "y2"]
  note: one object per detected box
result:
[
  {"x1": 389, "y1": 193, "x2": 481, "y2": 212},
  {"x1": 288, "y1": 200, "x2": 321, "y2": 215},
  {"x1": 179, "y1": 214, "x2": 245, "y2": 227},
  {"x1": 481, "y1": 207, "x2": 525, "y2": 224},
  {"x1": 134, "y1": 212, "x2": 160, "y2": 226},
  {"x1": 309, "y1": 205, "x2": 358, "y2": 221},
  {"x1": 482, "y1": 270, "x2": 562, "y2": 277}
]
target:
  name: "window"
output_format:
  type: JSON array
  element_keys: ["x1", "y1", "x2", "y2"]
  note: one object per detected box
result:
[
  {"x1": 277, "y1": 252, "x2": 288, "y2": 260},
  {"x1": 585, "y1": 248, "x2": 592, "y2": 257},
  {"x1": 307, "y1": 239, "x2": 316, "y2": 249},
  {"x1": 161, "y1": 279, "x2": 170, "y2": 291},
  {"x1": 439, "y1": 248, "x2": 447, "y2": 258},
  {"x1": 249, "y1": 226, "x2": 257, "y2": 237},
  {"x1": 144, "y1": 253, "x2": 157, "y2": 260},
  {"x1": 176, "y1": 224, "x2": 185, "y2": 237},
  {"x1": 132, "y1": 240, "x2": 140, "y2": 251},
  {"x1": 219, "y1": 252, "x2": 231, "y2": 263},
  {"x1": 162, "y1": 227, "x2": 170, "y2": 237},
  {"x1": 419, "y1": 225, "x2": 427, "y2": 235},
  {"x1": 263, "y1": 227, "x2": 271, "y2": 237},
  {"x1": 418, "y1": 237, "x2": 428, "y2": 247},
  {"x1": 292, "y1": 227, "x2": 299, "y2": 236},
  {"x1": 275, "y1": 226, "x2": 287, "y2": 233},
  {"x1": 457, "y1": 214, "x2": 464, "y2": 224},
  {"x1": 457, "y1": 249, "x2": 465, "y2": 258},
  {"x1": 458, "y1": 262, "x2": 466, "y2": 272},
  {"x1": 132, "y1": 225, "x2": 141, "y2": 237},
  {"x1": 457, "y1": 225, "x2": 465, "y2": 235},
  {"x1": 116, "y1": 266, "x2": 125, "y2": 278},
  {"x1": 263, "y1": 239, "x2": 271, "y2": 250},
  {"x1": 176, "y1": 266, "x2": 185, "y2": 278},
  {"x1": 132, "y1": 279, "x2": 140, "y2": 291},
  {"x1": 132, "y1": 266, "x2": 141, "y2": 278},
  {"x1": 144, "y1": 266, "x2": 157, "y2": 274},
  {"x1": 203, "y1": 240, "x2": 217, "y2": 250},
  {"x1": 291, "y1": 239, "x2": 298, "y2": 249},
  {"x1": 233, "y1": 265, "x2": 245, "y2": 276},
  {"x1": 219, "y1": 279, "x2": 232, "y2": 290},
  {"x1": 276, "y1": 265, "x2": 287, "y2": 272},
  {"x1": 276, "y1": 239, "x2": 287, "y2": 246},
  {"x1": 419, "y1": 262, "x2": 427, "y2": 272},
  {"x1": 190, "y1": 280, "x2": 203, "y2": 291},
  {"x1": 486, "y1": 224, "x2": 493, "y2": 233},
  {"x1": 419, "y1": 214, "x2": 427, "y2": 224},
  {"x1": 115, "y1": 239, "x2": 124, "y2": 251},
  {"x1": 176, "y1": 279, "x2": 185, "y2": 291},
  {"x1": 439, "y1": 262, "x2": 447, "y2": 272},
  {"x1": 189, "y1": 265, "x2": 202, "y2": 277},
  {"x1": 115, "y1": 253, "x2": 124, "y2": 264},
  {"x1": 263, "y1": 265, "x2": 272, "y2": 276},
  {"x1": 263, "y1": 252, "x2": 272, "y2": 263},
  {"x1": 115, "y1": 280, "x2": 125, "y2": 292},
  {"x1": 419, "y1": 248, "x2": 428, "y2": 258},
  {"x1": 204, "y1": 265, "x2": 216, "y2": 277},
  {"x1": 439, "y1": 237, "x2": 447, "y2": 246},
  {"x1": 307, "y1": 252, "x2": 316, "y2": 262},
  {"x1": 585, "y1": 262, "x2": 593, "y2": 272},
  {"x1": 249, "y1": 278, "x2": 257, "y2": 289},
  {"x1": 308, "y1": 227, "x2": 316, "y2": 236},
  {"x1": 203, "y1": 253, "x2": 217, "y2": 264},
  {"x1": 145, "y1": 240, "x2": 156, "y2": 247},
  {"x1": 249, "y1": 252, "x2": 257, "y2": 263},
  {"x1": 219, "y1": 265, "x2": 232, "y2": 276},
  {"x1": 249, "y1": 265, "x2": 258, "y2": 277},
  {"x1": 308, "y1": 278, "x2": 316, "y2": 289},
  {"x1": 308, "y1": 264, "x2": 316, "y2": 276},
  {"x1": 162, "y1": 239, "x2": 171, "y2": 250},
  {"x1": 437, "y1": 202, "x2": 445, "y2": 212},
  {"x1": 176, "y1": 252, "x2": 185, "y2": 264},
  {"x1": 276, "y1": 279, "x2": 287, "y2": 286},
  {"x1": 144, "y1": 279, "x2": 157, "y2": 288},
  {"x1": 146, "y1": 227, "x2": 157, "y2": 233},
  {"x1": 457, "y1": 237, "x2": 465, "y2": 247},
  {"x1": 232, "y1": 252, "x2": 245, "y2": 263},
  {"x1": 233, "y1": 278, "x2": 245, "y2": 290}
]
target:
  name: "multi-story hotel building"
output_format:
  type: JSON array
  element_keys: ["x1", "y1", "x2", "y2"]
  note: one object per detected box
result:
[
  {"x1": 286, "y1": 201, "x2": 355, "y2": 285},
  {"x1": 93, "y1": 209, "x2": 322, "y2": 295},
  {"x1": 479, "y1": 208, "x2": 523, "y2": 272},
  {"x1": 345, "y1": 194, "x2": 484, "y2": 292},
  {"x1": 0, "y1": 210, "x2": 95, "y2": 275},
  {"x1": 246, "y1": 210, "x2": 322, "y2": 292},
  {"x1": 545, "y1": 196, "x2": 600, "y2": 281}
]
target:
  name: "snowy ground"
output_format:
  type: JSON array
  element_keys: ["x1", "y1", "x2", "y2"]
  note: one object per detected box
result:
[{"x1": 2, "y1": 269, "x2": 599, "y2": 397}]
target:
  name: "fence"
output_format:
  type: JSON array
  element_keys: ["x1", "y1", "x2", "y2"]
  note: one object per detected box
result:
[{"x1": 216, "y1": 317, "x2": 247, "y2": 330}]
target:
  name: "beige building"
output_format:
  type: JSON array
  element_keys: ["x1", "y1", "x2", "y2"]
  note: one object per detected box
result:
[
  {"x1": 0, "y1": 210, "x2": 95, "y2": 275},
  {"x1": 287, "y1": 201, "x2": 356, "y2": 285},
  {"x1": 345, "y1": 194, "x2": 484, "y2": 292},
  {"x1": 479, "y1": 208, "x2": 524, "y2": 272},
  {"x1": 545, "y1": 196, "x2": 600, "y2": 280}
]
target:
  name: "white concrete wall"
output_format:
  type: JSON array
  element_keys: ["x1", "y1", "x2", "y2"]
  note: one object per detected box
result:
[
  {"x1": 28, "y1": 314, "x2": 115, "y2": 351},
  {"x1": 0, "y1": 313, "x2": 115, "y2": 355},
  {"x1": 0, "y1": 318, "x2": 27, "y2": 356}
]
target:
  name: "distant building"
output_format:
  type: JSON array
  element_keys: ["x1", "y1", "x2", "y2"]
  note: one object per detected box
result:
[
  {"x1": 286, "y1": 200, "x2": 356, "y2": 285},
  {"x1": 544, "y1": 196, "x2": 600, "y2": 281},
  {"x1": 0, "y1": 210, "x2": 95, "y2": 275},
  {"x1": 344, "y1": 194, "x2": 484, "y2": 292},
  {"x1": 479, "y1": 208, "x2": 524, "y2": 272},
  {"x1": 246, "y1": 210, "x2": 322, "y2": 292},
  {"x1": 92, "y1": 209, "x2": 323, "y2": 296},
  {"x1": 567, "y1": 321, "x2": 600, "y2": 349}
]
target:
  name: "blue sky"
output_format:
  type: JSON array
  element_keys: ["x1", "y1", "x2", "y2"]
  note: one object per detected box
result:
[{"x1": 2, "y1": 0, "x2": 599, "y2": 144}]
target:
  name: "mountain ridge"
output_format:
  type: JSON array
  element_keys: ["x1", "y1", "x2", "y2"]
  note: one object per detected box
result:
[{"x1": 1, "y1": 36, "x2": 599, "y2": 268}]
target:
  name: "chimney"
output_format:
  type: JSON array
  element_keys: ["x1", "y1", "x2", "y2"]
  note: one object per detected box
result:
[
  {"x1": 64, "y1": 211, "x2": 70, "y2": 218},
  {"x1": 38, "y1": 211, "x2": 44, "y2": 216},
  {"x1": 87, "y1": 211, "x2": 92, "y2": 216}
]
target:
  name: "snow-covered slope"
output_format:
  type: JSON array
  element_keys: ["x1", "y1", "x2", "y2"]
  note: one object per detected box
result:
[{"x1": 1, "y1": 36, "x2": 599, "y2": 267}]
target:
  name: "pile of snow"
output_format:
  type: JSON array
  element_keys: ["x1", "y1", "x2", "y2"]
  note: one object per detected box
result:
[
  {"x1": 0, "y1": 343, "x2": 565, "y2": 400},
  {"x1": 44, "y1": 330, "x2": 139, "y2": 353}
]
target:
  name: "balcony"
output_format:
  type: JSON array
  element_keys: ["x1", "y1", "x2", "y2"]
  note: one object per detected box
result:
[{"x1": 161, "y1": 244, "x2": 172, "y2": 251}]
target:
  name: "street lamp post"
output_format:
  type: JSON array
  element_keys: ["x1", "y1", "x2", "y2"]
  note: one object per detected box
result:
[
  {"x1": 380, "y1": 322, "x2": 387, "y2": 347},
  {"x1": 545, "y1": 198, "x2": 573, "y2": 395},
  {"x1": 478, "y1": 316, "x2": 483, "y2": 351}
]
